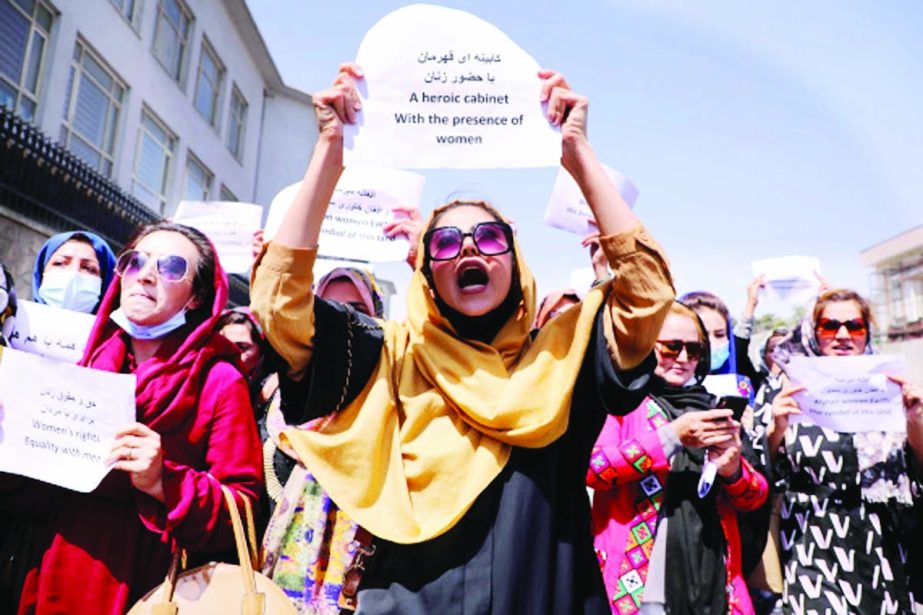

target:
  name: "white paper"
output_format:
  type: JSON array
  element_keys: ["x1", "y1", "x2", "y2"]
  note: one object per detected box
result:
[
  {"x1": 703, "y1": 374, "x2": 748, "y2": 399},
  {"x1": 173, "y1": 201, "x2": 263, "y2": 274},
  {"x1": 785, "y1": 355, "x2": 906, "y2": 433},
  {"x1": 345, "y1": 4, "x2": 560, "y2": 169},
  {"x1": 0, "y1": 348, "x2": 136, "y2": 492},
  {"x1": 264, "y1": 167, "x2": 425, "y2": 263},
  {"x1": 544, "y1": 165, "x2": 638, "y2": 235},
  {"x1": 8, "y1": 300, "x2": 95, "y2": 363},
  {"x1": 751, "y1": 256, "x2": 821, "y2": 308}
]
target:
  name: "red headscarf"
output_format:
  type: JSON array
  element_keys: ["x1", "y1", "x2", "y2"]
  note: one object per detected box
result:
[{"x1": 79, "y1": 236, "x2": 237, "y2": 431}]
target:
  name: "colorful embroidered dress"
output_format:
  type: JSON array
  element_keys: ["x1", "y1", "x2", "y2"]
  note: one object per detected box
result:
[{"x1": 588, "y1": 397, "x2": 767, "y2": 614}]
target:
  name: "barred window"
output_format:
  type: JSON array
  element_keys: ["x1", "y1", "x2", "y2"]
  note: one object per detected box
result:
[
  {"x1": 132, "y1": 108, "x2": 176, "y2": 213},
  {"x1": 0, "y1": 0, "x2": 53, "y2": 123}
]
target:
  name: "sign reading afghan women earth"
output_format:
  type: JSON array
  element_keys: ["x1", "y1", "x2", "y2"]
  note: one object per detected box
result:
[{"x1": 344, "y1": 3, "x2": 561, "y2": 169}]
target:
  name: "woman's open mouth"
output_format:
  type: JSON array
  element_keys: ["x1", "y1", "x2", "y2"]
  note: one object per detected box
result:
[{"x1": 456, "y1": 261, "x2": 489, "y2": 293}]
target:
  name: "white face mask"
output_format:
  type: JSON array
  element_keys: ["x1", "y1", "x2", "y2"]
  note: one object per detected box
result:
[
  {"x1": 109, "y1": 307, "x2": 188, "y2": 340},
  {"x1": 38, "y1": 271, "x2": 102, "y2": 314}
]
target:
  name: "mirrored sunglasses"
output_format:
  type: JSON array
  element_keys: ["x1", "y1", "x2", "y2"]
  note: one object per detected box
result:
[
  {"x1": 424, "y1": 221, "x2": 513, "y2": 261},
  {"x1": 656, "y1": 339, "x2": 705, "y2": 360},
  {"x1": 115, "y1": 250, "x2": 191, "y2": 283}
]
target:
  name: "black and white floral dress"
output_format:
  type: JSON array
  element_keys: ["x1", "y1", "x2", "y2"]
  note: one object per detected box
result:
[{"x1": 775, "y1": 421, "x2": 920, "y2": 614}]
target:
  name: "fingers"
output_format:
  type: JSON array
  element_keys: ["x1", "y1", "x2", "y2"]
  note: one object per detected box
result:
[
  {"x1": 537, "y1": 69, "x2": 570, "y2": 102},
  {"x1": 383, "y1": 220, "x2": 420, "y2": 239},
  {"x1": 887, "y1": 373, "x2": 908, "y2": 386},
  {"x1": 390, "y1": 206, "x2": 422, "y2": 220},
  {"x1": 581, "y1": 232, "x2": 601, "y2": 248},
  {"x1": 338, "y1": 62, "x2": 364, "y2": 79},
  {"x1": 546, "y1": 87, "x2": 586, "y2": 126},
  {"x1": 782, "y1": 384, "x2": 807, "y2": 397},
  {"x1": 113, "y1": 422, "x2": 156, "y2": 439}
]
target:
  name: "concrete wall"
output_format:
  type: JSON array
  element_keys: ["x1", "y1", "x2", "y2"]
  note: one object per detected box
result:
[
  {"x1": 0, "y1": 206, "x2": 54, "y2": 300},
  {"x1": 879, "y1": 339, "x2": 923, "y2": 381},
  {"x1": 254, "y1": 91, "x2": 317, "y2": 212}
]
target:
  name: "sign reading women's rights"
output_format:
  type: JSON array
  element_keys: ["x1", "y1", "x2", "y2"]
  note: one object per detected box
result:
[
  {"x1": 345, "y1": 4, "x2": 560, "y2": 169},
  {"x1": 8, "y1": 300, "x2": 94, "y2": 363},
  {"x1": 173, "y1": 201, "x2": 264, "y2": 274},
  {"x1": 264, "y1": 166, "x2": 424, "y2": 263},
  {"x1": 544, "y1": 165, "x2": 638, "y2": 235},
  {"x1": 0, "y1": 348, "x2": 136, "y2": 492},
  {"x1": 785, "y1": 355, "x2": 906, "y2": 433}
]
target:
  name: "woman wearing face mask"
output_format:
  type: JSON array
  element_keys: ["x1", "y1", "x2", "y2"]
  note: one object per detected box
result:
[
  {"x1": 589, "y1": 302, "x2": 768, "y2": 614},
  {"x1": 769, "y1": 289, "x2": 923, "y2": 614},
  {"x1": 33, "y1": 231, "x2": 116, "y2": 314},
  {"x1": 680, "y1": 290, "x2": 763, "y2": 396},
  {"x1": 0, "y1": 222, "x2": 263, "y2": 614},
  {"x1": 251, "y1": 63, "x2": 674, "y2": 613},
  {"x1": 260, "y1": 266, "x2": 385, "y2": 614}
]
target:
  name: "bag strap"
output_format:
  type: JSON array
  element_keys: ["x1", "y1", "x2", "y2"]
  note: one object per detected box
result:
[
  {"x1": 149, "y1": 550, "x2": 181, "y2": 615},
  {"x1": 220, "y1": 485, "x2": 266, "y2": 615},
  {"x1": 239, "y1": 488, "x2": 260, "y2": 569}
]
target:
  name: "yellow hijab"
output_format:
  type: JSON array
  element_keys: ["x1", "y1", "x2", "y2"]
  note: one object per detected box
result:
[{"x1": 283, "y1": 203, "x2": 610, "y2": 544}]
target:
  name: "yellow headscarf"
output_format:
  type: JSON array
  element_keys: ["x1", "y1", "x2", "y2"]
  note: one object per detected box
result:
[{"x1": 282, "y1": 203, "x2": 610, "y2": 544}]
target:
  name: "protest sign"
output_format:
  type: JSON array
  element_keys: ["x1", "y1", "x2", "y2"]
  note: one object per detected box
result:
[
  {"x1": 544, "y1": 165, "x2": 638, "y2": 235},
  {"x1": 0, "y1": 347, "x2": 136, "y2": 492},
  {"x1": 785, "y1": 355, "x2": 906, "y2": 433},
  {"x1": 345, "y1": 4, "x2": 560, "y2": 169},
  {"x1": 8, "y1": 300, "x2": 94, "y2": 363},
  {"x1": 751, "y1": 256, "x2": 821, "y2": 308},
  {"x1": 264, "y1": 166, "x2": 424, "y2": 263},
  {"x1": 173, "y1": 201, "x2": 263, "y2": 274}
]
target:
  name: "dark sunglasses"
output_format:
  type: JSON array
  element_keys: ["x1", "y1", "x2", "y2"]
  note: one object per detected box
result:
[
  {"x1": 115, "y1": 250, "x2": 191, "y2": 283},
  {"x1": 656, "y1": 339, "x2": 705, "y2": 360},
  {"x1": 816, "y1": 318, "x2": 867, "y2": 339},
  {"x1": 424, "y1": 221, "x2": 513, "y2": 261}
]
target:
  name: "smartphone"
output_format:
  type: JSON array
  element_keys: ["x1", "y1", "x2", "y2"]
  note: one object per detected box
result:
[{"x1": 716, "y1": 395, "x2": 748, "y2": 421}]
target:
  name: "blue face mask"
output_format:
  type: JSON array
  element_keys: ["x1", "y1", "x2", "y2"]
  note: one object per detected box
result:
[
  {"x1": 38, "y1": 271, "x2": 102, "y2": 314},
  {"x1": 110, "y1": 307, "x2": 187, "y2": 340},
  {"x1": 710, "y1": 341, "x2": 730, "y2": 370}
]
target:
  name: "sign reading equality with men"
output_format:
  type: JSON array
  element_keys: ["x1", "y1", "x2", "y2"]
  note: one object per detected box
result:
[{"x1": 344, "y1": 3, "x2": 561, "y2": 169}]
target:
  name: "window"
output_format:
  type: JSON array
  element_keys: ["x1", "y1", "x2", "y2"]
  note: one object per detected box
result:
[
  {"x1": 0, "y1": 0, "x2": 53, "y2": 123},
  {"x1": 110, "y1": 0, "x2": 141, "y2": 29},
  {"x1": 152, "y1": 0, "x2": 191, "y2": 83},
  {"x1": 183, "y1": 153, "x2": 212, "y2": 201},
  {"x1": 219, "y1": 184, "x2": 237, "y2": 201},
  {"x1": 60, "y1": 42, "x2": 126, "y2": 177},
  {"x1": 132, "y1": 108, "x2": 175, "y2": 213},
  {"x1": 226, "y1": 85, "x2": 247, "y2": 159},
  {"x1": 193, "y1": 39, "x2": 223, "y2": 126}
]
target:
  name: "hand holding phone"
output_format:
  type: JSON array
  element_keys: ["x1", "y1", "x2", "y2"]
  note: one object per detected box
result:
[{"x1": 716, "y1": 395, "x2": 748, "y2": 422}]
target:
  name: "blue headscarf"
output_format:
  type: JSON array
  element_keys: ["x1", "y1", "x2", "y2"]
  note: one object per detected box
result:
[{"x1": 33, "y1": 231, "x2": 117, "y2": 314}]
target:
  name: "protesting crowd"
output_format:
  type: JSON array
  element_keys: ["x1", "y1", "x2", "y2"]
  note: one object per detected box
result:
[{"x1": 0, "y1": 55, "x2": 922, "y2": 615}]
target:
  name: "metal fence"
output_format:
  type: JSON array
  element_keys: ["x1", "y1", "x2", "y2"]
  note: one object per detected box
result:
[{"x1": 0, "y1": 105, "x2": 249, "y2": 305}]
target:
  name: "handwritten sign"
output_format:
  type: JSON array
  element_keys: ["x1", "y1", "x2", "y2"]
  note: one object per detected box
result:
[
  {"x1": 0, "y1": 348, "x2": 136, "y2": 492},
  {"x1": 264, "y1": 166, "x2": 424, "y2": 263},
  {"x1": 344, "y1": 4, "x2": 560, "y2": 169},
  {"x1": 751, "y1": 256, "x2": 821, "y2": 308},
  {"x1": 544, "y1": 165, "x2": 638, "y2": 235},
  {"x1": 785, "y1": 355, "x2": 906, "y2": 433},
  {"x1": 173, "y1": 201, "x2": 263, "y2": 274},
  {"x1": 8, "y1": 300, "x2": 95, "y2": 363}
]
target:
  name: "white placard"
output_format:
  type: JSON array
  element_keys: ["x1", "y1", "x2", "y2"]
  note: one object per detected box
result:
[
  {"x1": 751, "y1": 256, "x2": 821, "y2": 308},
  {"x1": 544, "y1": 165, "x2": 638, "y2": 235},
  {"x1": 345, "y1": 4, "x2": 560, "y2": 169},
  {"x1": 0, "y1": 347, "x2": 137, "y2": 492},
  {"x1": 264, "y1": 167, "x2": 424, "y2": 263},
  {"x1": 173, "y1": 201, "x2": 264, "y2": 274},
  {"x1": 785, "y1": 355, "x2": 906, "y2": 433},
  {"x1": 8, "y1": 300, "x2": 95, "y2": 363}
]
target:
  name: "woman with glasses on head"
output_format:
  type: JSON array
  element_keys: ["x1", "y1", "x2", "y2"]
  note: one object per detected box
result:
[
  {"x1": 768, "y1": 289, "x2": 923, "y2": 614},
  {"x1": 250, "y1": 63, "x2": 674, "y2": 613},
  {"x1": 0, "y1": 222, "x2": 263, "y2": 614},
  {"x1": 589, "y1": 302, "x2": 768, "y2": 615}
]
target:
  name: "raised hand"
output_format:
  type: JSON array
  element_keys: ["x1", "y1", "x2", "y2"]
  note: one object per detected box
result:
[
  {"x1": 383, "y1": 206, "x2": 424, "y2": 270},
  {"x1": 313, "y1": 63, "x2": 364, "y2": 141}
]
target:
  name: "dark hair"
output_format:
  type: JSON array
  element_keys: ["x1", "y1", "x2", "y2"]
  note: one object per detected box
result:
[
  {"x1": 216, "y1": 309, "x2": 263, "y2": 346},
  {"x1": 679, "y1": 291, "x2": 731, "y2": 326},
  {"x1": 124, "y1": 222, "x2": 217, "y2": 317}
]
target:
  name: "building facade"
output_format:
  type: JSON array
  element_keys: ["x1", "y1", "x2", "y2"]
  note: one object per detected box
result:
[
  {"x1": 861, "y1": 224, "x2": 923, "y2": 379},
  {"x1": 0, "y1": 0, "x2": 317, "y2": 300}
]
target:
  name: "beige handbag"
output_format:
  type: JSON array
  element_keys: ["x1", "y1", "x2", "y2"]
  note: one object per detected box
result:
[{"x1": 128, "y1": 485, "x2": 296, "y2": 615}]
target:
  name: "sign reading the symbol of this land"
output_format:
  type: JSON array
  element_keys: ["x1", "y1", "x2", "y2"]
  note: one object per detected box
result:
[{"x1": 344, "y1": 3, "x2": 560, "y2": 169}]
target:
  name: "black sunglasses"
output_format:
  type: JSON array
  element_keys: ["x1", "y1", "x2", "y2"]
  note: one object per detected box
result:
[
  {"x1": 656, "y1": 339, "x2": 705, "y2": 360},
  {"x1": 424, "y1": 221, "x2": 513, "y2": 261}
]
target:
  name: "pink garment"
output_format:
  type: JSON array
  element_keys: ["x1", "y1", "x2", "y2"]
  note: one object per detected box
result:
[
  {"x1": 7, "y1": 238, "x2": 263, "y2": 615},
  {"x1": 588, "y1": 397, "x2": 765, "y2": 615}
]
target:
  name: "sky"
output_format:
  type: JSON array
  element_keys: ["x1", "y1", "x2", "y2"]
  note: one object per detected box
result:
[{"x1": 246, "y1": 1, "x2": 923, "y2": 320}]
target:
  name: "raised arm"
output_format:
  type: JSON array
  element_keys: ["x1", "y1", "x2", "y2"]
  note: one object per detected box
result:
[
  {"x1": 541, "y1": 70, "x2": 674, "y2": 369},
  {"x1": 250, "y1": 64, "x2": 363, "y2": 377}
]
